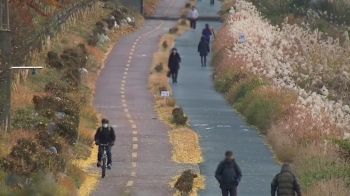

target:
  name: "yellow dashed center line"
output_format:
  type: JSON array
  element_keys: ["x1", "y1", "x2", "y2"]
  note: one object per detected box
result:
[
  {"x1": 131, "y1": 171, "x2": 137, "y2": 177},
  {"x1": 118, "y1": 21, "x2": 164, "y2": 188},
  {"x1": 126, "y1": 181, "x2": 134, "y2": 187},
  {"x1": 132, "y1": 162, "x2": 137, "y2": 168}
]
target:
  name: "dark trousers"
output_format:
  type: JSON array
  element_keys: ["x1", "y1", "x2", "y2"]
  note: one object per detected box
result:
[
  {"x1": 200, "y1": 55, "x2": 207, "y2": 66},
  {"x1": 171, "y1": 72, "x2": 178, "y2": 83},
  {"x1": 221, "y1": 187, "x2": 237, "y2": 196},
  {"x1": 98, "y1": 145, "x2": 112, "y2": 164},
  {"x1": 210, "y1": 0, "x2": 215, "y2": 4},
  {"x1": 190, "y1": 19, "x2": 197, "y2": 29}
]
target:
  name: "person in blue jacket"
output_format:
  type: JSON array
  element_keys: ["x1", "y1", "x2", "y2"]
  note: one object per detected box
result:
[{"x1": 202, "y1": 24, "x2": 212, "y2": 43}]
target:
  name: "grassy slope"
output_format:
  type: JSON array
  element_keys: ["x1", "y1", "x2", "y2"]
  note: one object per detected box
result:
[{"x1": 0, "y1": 2, "x2": 144, "y2": 195}]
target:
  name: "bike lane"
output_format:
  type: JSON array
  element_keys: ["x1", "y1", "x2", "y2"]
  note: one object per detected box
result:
[{"x1": 92, "y1": 0, "x2": 196, "y2": 195}]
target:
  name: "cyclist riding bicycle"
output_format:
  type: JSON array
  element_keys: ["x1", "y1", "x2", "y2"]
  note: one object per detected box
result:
[{"x1": 94, "y1": 118, "x2": 116, "y2": 169}]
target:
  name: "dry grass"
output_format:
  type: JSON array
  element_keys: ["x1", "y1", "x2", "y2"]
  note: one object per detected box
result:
[
  {"x1": 155, "y1": 96, "x2": 176, "y2": 125},
  {"x1": 143, "y1": 0, "x2": 163, "y2": 15},
  {"x1": 11, "y1": 85, "x2": 36, "y2": 110},
  {"x1": 0, "y1": 130, "x2": 36, "y2": 158},
  {"x1": 4, "y1": 3, "x2": 144, "y2": 196},
  {"x1": 57, "y1": 176, "x2": 78, "y2": 195},
  {"x1": 211, "y1": 23, "x2": 235, "y2": 69},
  {"x1": 170, "y1": 173, "x2": 206, "y2": 196},
  {"x1": 303, "y1": 178, "x2": 350, "y2": 196},
  {"x1": 169, "y1": 128, "x2": 203, "y2": 164},
  {"x1": 267, "y1": 104, "x2": 342, "y2": 163}
]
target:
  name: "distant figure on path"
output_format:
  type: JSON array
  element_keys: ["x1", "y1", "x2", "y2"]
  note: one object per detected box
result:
[
  {"x1": 271, "y1": 163, "x2": 302, "y2": 196},
  {"x1": 215, "y1": 151, "x2": 242, "y2": 196},
  {"x1": 202, "y1": 24, "x2": 213, "y2": 43},
  {"x1": 210, "y1": 0, "x2": 215, "y2": 5},
  {"x1": 168, "y1": 48, "x2": 181, "y2": 83},
  {"x1": 198, "y1": 36, "x2": 210, "y2": 66},
  {"x1": 188, "y1": 6, "x2": 198, "y2": 30}
]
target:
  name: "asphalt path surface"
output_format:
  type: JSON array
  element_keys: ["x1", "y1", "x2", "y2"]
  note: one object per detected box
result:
[
  {"x1": 92, "y1": 0, "x2": 198, "y2": 195},
  {"x1": 171, "y1": 1, "x2": 280, "y2": 195}
]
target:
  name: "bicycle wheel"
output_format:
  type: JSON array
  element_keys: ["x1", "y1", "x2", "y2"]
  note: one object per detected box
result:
[{"x1": 102, "y1": 156, "x2": 106, "y2": 178}]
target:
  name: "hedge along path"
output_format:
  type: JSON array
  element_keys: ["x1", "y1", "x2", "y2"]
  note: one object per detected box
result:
[
  {"x1": 147, "y1": 18, "x2": 204, "y2": 165},
  {"x1": 147, "y1": 2, "x2": 206, "y2": 196}
]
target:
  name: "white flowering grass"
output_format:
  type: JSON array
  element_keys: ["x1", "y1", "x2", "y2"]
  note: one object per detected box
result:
[{"x1": 226, "y1": 0, "x2": 350, "y2": 135}]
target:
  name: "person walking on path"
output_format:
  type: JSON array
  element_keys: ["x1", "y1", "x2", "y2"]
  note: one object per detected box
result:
[
  {"x1": 198, "y1": 36, "x2": 210, "y2": 66},
  {"x1": 215, "y1": 151, "x2": 242, "y2": 196},
  {"x1": 188, "y1": 6, "x2": 198, "y2": 30},
  {"x1": 202, "y1": 23, "x2": 213, "y2": 43},
  {"x1": 94, "y1": 118, "x2": 116, "y2": 169},
  {"x1": 210, "y1": 0, "x2": 215, "y2": 5},
  {"x1": 168, "y1": 48, "x2": 181, "y2": 83},
  {"x1": 271, "y1": 163, "x2": 302, "y2": 196}
]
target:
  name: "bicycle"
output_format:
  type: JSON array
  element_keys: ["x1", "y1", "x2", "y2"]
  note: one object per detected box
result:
[{"x1": 99, "y1": 143, "x2": 109, "y2": 178}]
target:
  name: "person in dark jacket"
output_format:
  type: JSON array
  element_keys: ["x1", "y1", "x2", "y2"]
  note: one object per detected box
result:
[
  {"x1": 215, "y1": 151, "x2": 242, "y2": 196},
  {"x1": 168, "y1": 48, "x2": 181, "y2": 83},
  {"x1": 198, "y1": 36, "x2": 210, "y2": 66},
  {"x1": 271, "y1": 163, "x2": 302, "y2": 196},
  {"x1": 202, "y1": 24, "x2": 212, "y2": 43},
  {"x1": 94, "y1": 118, "x2": 116, "y2": 169}
]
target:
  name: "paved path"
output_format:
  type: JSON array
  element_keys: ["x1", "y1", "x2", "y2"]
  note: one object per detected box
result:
[
  {"x1": 171, "y1": 1, "x2": 280, "y2": 196},
  {"x1": 92, "y1": 0, "x2": 197, "y2": 196}
]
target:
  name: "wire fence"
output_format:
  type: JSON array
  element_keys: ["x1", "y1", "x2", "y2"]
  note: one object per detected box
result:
[
  {"x1": 0, "y1": 0, "x2": 144, "y2": 131},
  {"x1": 12, "y1": 0, "x2": 98, "y2": 67}
]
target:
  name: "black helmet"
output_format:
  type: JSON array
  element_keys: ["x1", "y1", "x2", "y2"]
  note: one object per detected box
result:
[{"x1": 101, "y1": 118, "x2": 109, "y2": 124}]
